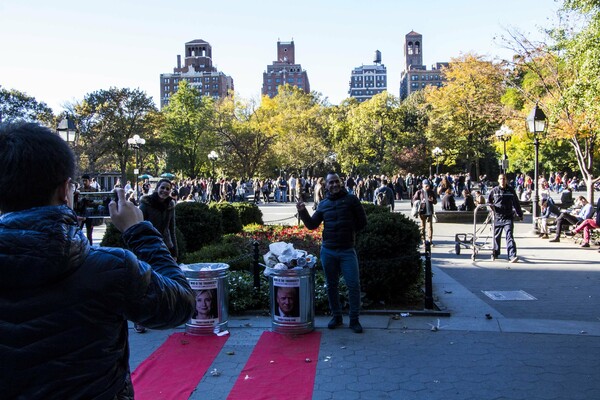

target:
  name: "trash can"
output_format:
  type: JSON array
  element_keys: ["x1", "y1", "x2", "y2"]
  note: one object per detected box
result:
[
  {"x1": 269, "y1": 267, "x2": 315, "y2": 334},
  {"x1": 181, "y1": 263, "x2": 229, "y2": 335}
]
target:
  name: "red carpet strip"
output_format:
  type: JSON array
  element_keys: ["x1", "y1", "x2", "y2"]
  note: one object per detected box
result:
[
  {"x1": 131, "y1": 332, "x2": 228, "y2": 400},
  {"x1": 227, "y1": 331, "x2": 322, "y2": 400}
]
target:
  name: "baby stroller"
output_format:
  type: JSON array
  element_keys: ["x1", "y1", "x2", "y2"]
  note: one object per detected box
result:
[{"x1": 454, "y1": 204, "x2": 494, "y2": 260}]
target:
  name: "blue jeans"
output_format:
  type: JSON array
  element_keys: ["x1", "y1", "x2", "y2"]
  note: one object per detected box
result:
[{"x1": 319, "y1": 246, "x2": 361, "y2": 319}]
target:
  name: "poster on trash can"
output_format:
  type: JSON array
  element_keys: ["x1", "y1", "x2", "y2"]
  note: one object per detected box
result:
[
  {"x1": 189, "y1": 280, "x2": 218, "y2": 324},
  {"x1": 273, "y1": 277, "x2": 300, "y2": 321}
]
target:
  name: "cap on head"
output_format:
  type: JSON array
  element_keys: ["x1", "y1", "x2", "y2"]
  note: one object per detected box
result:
[{"x1": 422, "y1": 179, "x2": 430, "y2": 186}]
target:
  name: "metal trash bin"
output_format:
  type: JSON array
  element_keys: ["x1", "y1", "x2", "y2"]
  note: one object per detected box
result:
[
  {"x1": 181, "y1": 263, "x2": 229, "y2": 335},
  {"x1": 269, "y1": 268, "x2": 315, "y2": 334}
]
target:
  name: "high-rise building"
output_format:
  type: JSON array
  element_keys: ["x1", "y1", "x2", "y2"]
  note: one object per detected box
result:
[
  {"x1": 399, "y1": 31, "x2": 447, "y2": 100},
  {"x1": 262, "y1": 40, "x2": 310, "y2": 98},
  {"x1": 348, "y1": 50, "x2": 387, "y2": 103},
  {"x1": 160, "y1": 39, "x2": 234, "y2": 109}
]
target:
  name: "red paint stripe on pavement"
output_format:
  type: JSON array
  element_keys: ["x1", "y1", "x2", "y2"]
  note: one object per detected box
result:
[
  {"x1": 227, "y1": 331, "x2": 322, "y2": 400},
  {"x1": 132, "y1": 332, "x2": 228, "y2": 400}
]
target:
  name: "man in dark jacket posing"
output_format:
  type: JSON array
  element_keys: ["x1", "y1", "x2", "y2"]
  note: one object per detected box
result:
[
  {"x1": 0, "y1": 122, "x2": 195, "y2": 399},
  {"x1": 488, "y1": 174, "x2": 524, "y2": 263},
  {"x1": 296, "y1": 173, "x2": 368, "y2": 333}
]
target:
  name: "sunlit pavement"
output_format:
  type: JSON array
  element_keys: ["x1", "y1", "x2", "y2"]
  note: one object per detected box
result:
[{"x1": 95, "y1": 197, "x2": 600, "y2": 399}]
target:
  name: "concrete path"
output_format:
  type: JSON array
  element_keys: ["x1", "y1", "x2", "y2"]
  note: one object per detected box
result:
[{"x1": 94, "y1": 196, "x2": 600, "y2": 399}]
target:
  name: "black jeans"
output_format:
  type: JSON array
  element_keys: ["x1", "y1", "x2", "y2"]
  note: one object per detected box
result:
[
  {"x1": 554, "y1": 212, "x2": 579, "y2": 238},
  {"x1": 493, "y1": 218, "x2": 517, "y2": 259}
]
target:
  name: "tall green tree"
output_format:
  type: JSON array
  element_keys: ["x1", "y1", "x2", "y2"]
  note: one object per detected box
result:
[
  {"x1": 266, "y1": 85, "x2": 329, "y2": 176},
  {"x1": 161, "y1": 81, "x2": 216, "y2": 178},
  {"x1": 331, "y1": 91, "x2": 402, "y2": 176},
  {"x1": 76, "y1": 87, "x2": 157, "y2": 183},
  {"x1": 213, "y1": 96, "x2": 277, "y2": 179},
  {"x1": 0, "y1": 86, "x2": 54, "y2": 125}
]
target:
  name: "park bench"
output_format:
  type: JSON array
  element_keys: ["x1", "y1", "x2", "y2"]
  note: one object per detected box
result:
[{"x1": 434, "y1": 210, "x2": 488, "y2": 224}]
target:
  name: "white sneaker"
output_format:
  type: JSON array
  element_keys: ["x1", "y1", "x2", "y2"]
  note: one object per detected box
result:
[{"x1": 509, "y1": 256, "x2": 519, "y2": 263}]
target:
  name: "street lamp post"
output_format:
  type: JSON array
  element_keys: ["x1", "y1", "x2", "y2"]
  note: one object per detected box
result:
[
  {"x1": 495, "y1": 125, "x2": 513, "y2": 175},
  {"x1": 57, "y1": 113, "x2": 78, "y2": 178},
  {"x1": 526, "y1": 104, "x2": 548, "y2": 235},
  {"x1": 57, "y1": 114, "x2": 77, "y2": 143},
  {"x1": 432, "y1": 147, "x2": 443, "y2": 175},
  {"x1": 127, "y1": 134, "x2": 146, "y2": 200},
  {"x1": 208, "y1": 150, "x2": 219, "y2": 179}
]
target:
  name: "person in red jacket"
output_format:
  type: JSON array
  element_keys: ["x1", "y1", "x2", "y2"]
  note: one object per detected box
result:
[{"x1": 0, "y1": 122, "x2": 195, "y2": 399}]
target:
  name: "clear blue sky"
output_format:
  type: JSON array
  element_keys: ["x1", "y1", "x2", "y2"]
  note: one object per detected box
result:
[{"x1": 0, "y1": 0, "x2": 562, "y2": 112}]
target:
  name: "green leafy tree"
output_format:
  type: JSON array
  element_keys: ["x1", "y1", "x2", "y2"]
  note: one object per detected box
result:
[
  {"x1": 75, "y1": 87, "x2": 157, "y2": 183},
  {"x1": 0, "y1": 86, "x2": 54, "y2": 125},
  {"x1": 161, "y1": 81, "x2": 216, "y2": 178},
  {"x1": 213, "y1": 95, "x2": 277, "y2": 179},
  {"x1": 393, "y1": 90, "x2": 431, "y2": 174},
  {"x1": 331, "y1": 91, "x2": 402, "y2": 176},
  {"x1": 267, "y1": 85, "x2": 329, "y2": 176}
]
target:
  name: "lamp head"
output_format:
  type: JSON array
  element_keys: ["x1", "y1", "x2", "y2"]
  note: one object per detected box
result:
[{"x1": 526, "y1": 104, "x2": 548, "y2": 135}]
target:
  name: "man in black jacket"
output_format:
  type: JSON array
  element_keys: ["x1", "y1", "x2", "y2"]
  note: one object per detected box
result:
[
  {"x1": 488, "y1": 174, "x2": 524, "y2": 263},
  {"x1": 296, "y1": 172, "x2": 368, "y2": 333},
  {"x1": 0, "y1": 122, "x2": 195, "y2": 399}
]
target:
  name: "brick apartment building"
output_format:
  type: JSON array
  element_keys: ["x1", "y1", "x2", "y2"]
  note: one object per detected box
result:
[
  {"x1": 262, "y1": 40, "x2": 310, "y2": 98},
  {"x1": 399, "y1": 31, "x2": 447, "y2": 100},
  {"x1": 159, "y1": 39, "x2": 233, "y2": 109}
]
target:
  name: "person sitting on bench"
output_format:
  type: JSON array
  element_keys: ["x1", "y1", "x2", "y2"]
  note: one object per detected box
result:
[{"x1": 549, "y1": 196, "x2": 594, "y2": 242}]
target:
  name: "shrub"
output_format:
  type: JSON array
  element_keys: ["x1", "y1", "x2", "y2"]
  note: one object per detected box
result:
[
  {"x1": 356, "y1": 212, "x2": 422, "y2": 305},
  {"x1": 175, "y1": 202, "x2": 222, "y2": 252},
  {"x1": 232, "y1": 202, "x2": 264, "y2": 225},
  {"x1": 361, "y1": 201, "x2": 392, "y2": 216},
  {"x1": 227, "y1": 270, "x2": 269, "y2": 314},
  {"x1": 209, "y1": 202, "x2": 243, "y2": 234},
  {"x1": 100, "y1": 222, "x2": 125, "y2": 248},
  {"x1": 184, "y1": 241, "x2": 253, "y2": 271},
  {"x1": 101, "y1": 222, "x2": 187, "y2": 259}
]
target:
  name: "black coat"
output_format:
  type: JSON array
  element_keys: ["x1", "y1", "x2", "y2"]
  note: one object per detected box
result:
[
  {"x1": 299, "y1": 188, "x2": 367, "y2": 249},
  {"x1": 0, "y1": 205, "x2": 195, "y2": 399}
]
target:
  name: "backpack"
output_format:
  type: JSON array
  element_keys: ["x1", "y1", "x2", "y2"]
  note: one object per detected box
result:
[
  {"x1": 377, "y1": 190, "x2": 390, "y2": 207},
  {"x1": 411, "y1": 199, "x2": 422, "y2": 217}
]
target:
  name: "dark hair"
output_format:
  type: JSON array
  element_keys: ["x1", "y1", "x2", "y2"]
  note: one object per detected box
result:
[
  {"x1": 81, "y1": 174, "x2": 91, "y2": 180},
  {"x1": 0, "y1": 122, "x2": 74, "y2": 212},
  {"x1": 156, "y1": 178, "x2": 172, "y2": 189}
]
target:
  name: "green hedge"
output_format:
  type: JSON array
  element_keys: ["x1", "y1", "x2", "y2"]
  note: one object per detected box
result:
[
  {"x1": 356, "y1": 212, "x2": 422, "y2": 304},
  {"x1": 100, "y1": 222, "x2": 186, "y2": 258},
  {"x1": 227, "y1": 270, "x2": 269, "y2": 314},
  {"x1": 209, "y1": 202, "x2": 243, "y2": 234},
  {"x1": 232, "y1": 202, "x2": 264, "y2": 225},
  {"x1": 361, "y1": 201, "x2": 392, "y2": 216},
  {"x1": 175, "y1": 202, "x2": 222, "y2": 253},
  {"x1": 184, "y1": 240, "x2": 253, "y2": 271},
  {"x1": 100, "y1": 222, "x2": 125, "y2": 248}
]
